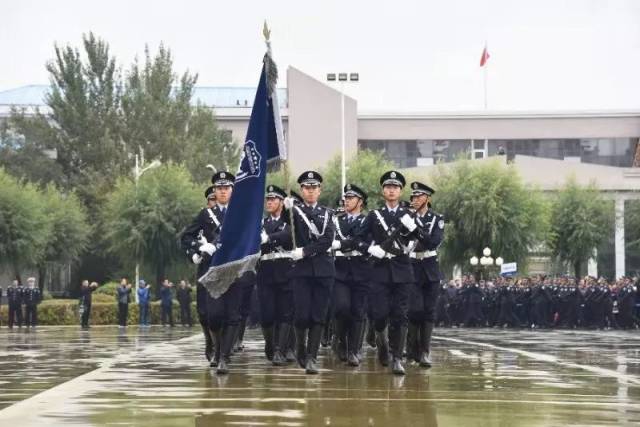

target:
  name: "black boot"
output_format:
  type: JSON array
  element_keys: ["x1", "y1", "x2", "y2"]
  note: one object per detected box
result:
[
  {"x1": 201, "y1": 320, "x2": 213, "y2": 362},
  {"x1": 305, "y1": 324, "x2": 323, "y2": 374},
  {"x1": 235, "y1": 317, "x2": 247, "y2": 353},
  {"x1": 375, "y1": 328, "x2": 390, "y2": 367},
  {"x1": 262, "y1": 326, "x2": 274, "y2": 361},
  {"x1": 333, "y1": 318, "x2": 348, "y2": 362},
  {"x1": 272, "y1": 323, "x2": 290, "y2": 366},
  {"x1": 366, "y1": 321, "x2": 377, "y2": 348},
  {"x1": 286, "y1": 328, "x2": 297, "y2": 362},
  {"x1": 419, "y1": 321, "x2": 434, "y2": 368},
  {"x1": 407, "y1": 323, "x2": 420, "y2": 363},
  {"x1": 210, "y1": 328, "x2": 222, "y2": 368},
  {"x1": 321, "y1": 321, "x2": 332, "y2": 348},
  {"x1": 295, "y1": 327, "x2": 308, "y2": 368},
  {"x1": 347, "y1": 321, "x2": 364, "y2": 367},
  {"x1": 391, "y1": 325, "x2": 407, "y2": 376},
  {"x1": 216, "y1": 325, "x2": 238, "y2": 375}
]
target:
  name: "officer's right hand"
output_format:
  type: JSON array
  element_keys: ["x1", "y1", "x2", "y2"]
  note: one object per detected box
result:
[
  {"x1": 331, "y1": 240, "x2": 341, "y2": 250},
  {"x1": 199, "y1": 243, "x2": 216, "y2": 256},
  {"x1": 192, "y1": 253, "x2": 203, "y2": 265},
  {"x1": 283, "y1": 197, "x2": 295, "y2": 209},
  {"x1": 367, "y1": 245, "x2": 386, "y2": 259},
  {"x1": 261, "y1": 230, "x2": 269, "y2": 244}
]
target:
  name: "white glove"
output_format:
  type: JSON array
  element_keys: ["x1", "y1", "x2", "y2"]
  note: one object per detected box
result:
[
  {"x1": 331, "y1": 240, "x2": 341, "y2": 250},
  {"x1": 368, "y1": 245, "x2": 386, "y2": 259},
  {"x1": 192, "y1": 253, "x2": 203, "y2": 264},
  {"x1": 261, "y1": 230, "x2": 269, "y2": 244},
  {"x1": 198, "y1": 235, "x2": 208, "y2": 245},
  {"x1": 291, "y1": 247, "x2": 304, "y2": 261},
  {"x1": 199, "y1": 242, "x2": 216, "y2": 256},
  {"x1": 283, "y1": 197, "x2": 295, "y2": 209},
  {"x1": 400, "y1": 213, "x2": 417, "y2": 232}
]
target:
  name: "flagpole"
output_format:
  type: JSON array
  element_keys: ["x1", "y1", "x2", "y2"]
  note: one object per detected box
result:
[
  {"x1": 483, "y1": 41, "x2": 488, "y2": 158},
  {"x1": 263, "y1": 21, "x2": 296, "y2": 249}
]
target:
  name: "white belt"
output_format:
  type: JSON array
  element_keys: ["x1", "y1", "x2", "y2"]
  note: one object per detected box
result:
[
  {"x1": 334, "y1": 250, "x2": 363, "y2": 257},
  {"x1": 410, "y1": 251, "x2": 437, "y2": 260},
  {"x1": 383, "y1": 253, "x2": 396, "y2": 259},
  {"x1": 260, "y1": 252, "x2": 292, "y2": 261}
]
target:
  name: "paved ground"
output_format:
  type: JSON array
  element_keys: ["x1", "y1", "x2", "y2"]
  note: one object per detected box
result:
[{"x1": 0, "y1": 325, "x2": 639, "y2": 426}]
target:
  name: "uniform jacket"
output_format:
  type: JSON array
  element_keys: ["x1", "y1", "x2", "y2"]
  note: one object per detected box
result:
[{"x1": 288, "y1": 204, "x2": 335, "y2": 278}]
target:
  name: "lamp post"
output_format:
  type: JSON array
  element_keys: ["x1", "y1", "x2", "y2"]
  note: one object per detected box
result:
[
  {"x1": 327, "y1": 72, "x2": 359, "y2": 194},
  {"x1": 133, "y1": 151, "x2": 161, "y2": 303},
  {"x1": 470, "y1": 247, "x2": 503, "y2": 280}
]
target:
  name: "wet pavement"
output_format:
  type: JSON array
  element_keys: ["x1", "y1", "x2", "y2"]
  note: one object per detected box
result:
[{"x1": 0, "y1": 326, "x2": 639, "y2": 426}]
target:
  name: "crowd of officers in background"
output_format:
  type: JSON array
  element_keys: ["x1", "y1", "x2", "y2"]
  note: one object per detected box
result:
[
  {"x1": 437, "y1": 274, "x2": 639, "y2": 330},
  {"x1": 1, "y1": 277, "x2": 42, "y2": 328}
]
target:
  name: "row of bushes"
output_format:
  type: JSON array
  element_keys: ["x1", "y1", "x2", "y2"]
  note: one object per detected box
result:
[{"x1": 0, "y1": 299, "x2": 198, "y2": 326}]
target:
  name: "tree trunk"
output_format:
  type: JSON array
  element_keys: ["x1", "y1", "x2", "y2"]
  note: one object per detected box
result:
[
  {"x1": 13, "y1": 263, "x2": 22, "y2": 284},
  {"x1": 38, "y1": 265, "x2": 47, "y2": 293},
  {"x1": 573, "y1": 260, "x2": 582, "y2": 279},
  {"x1": 155, "y1": 263, "x2": 166, "y2": 300}
]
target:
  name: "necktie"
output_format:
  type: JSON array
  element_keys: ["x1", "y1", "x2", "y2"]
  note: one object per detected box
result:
[{"x1": 221, "y1": 207, "x2": 227, "y2": 216}]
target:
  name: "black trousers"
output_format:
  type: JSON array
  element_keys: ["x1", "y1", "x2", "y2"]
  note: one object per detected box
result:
[
  {"x1": 257, "y1": 278, "x2": 293, "y2": 327},
  {"x1": 408, "y1": 280, "x2": 439, "y2": 323},
  {"x1": 206, "y1": 275, "x2": 253, "y2": 330},
  {"x1": 24, "y1": 305, "x2": 38, "y2": 327},
  {"x1": 161, "y1": 304, "x2": 174, "y2": 326},
  {"x1": 8, "y1": 304, "x2": 23, "y2": 327},
  {"x1": 369, "y1": 280, "x2": 410, "y2": 332},
  {"x1": 118, "y1": 303, "x2": 129, "y2": 326},
  {"x1": 179, "y1": 302, "x2": 192, "y2": 326},
  {"x1": 333, "y1": 278, "x2": 369, "y2": 322},
  {"x1": 81, "y1": 304, "x2": 92, "y2": 327},
  {"x1": 291, "y1": 276, "x2": 333, "y2": 329}
]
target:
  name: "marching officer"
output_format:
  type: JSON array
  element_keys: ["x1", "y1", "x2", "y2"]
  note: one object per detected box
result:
[
  {"x1": 353, "y1": 170, "x2": 417, "y2": 375},
  {"x1": 181, "y1": 184, "x2": 219, "y2": 364},
  {"x1": 406, "y1": 181, "x2": 444, "y2": 368},
  {"x1": 285, "y1": 171, "x2": 336, "y2": 375},
  {"x1": 257, "y1": 185, "x2": 294, "y2": 365},
  {"x1": 7, "y1": 279, "x2": 24, "y2": 328},
  {"x1": 23, "y1": 277, "x2": 41, "y2": 328},
  {"x1": 331, "y1": 184, "x2": 370, "y2": 366}
]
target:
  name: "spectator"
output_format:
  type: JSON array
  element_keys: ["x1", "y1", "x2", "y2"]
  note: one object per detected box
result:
[
  {"x1": 176, "y1": 280, "x2": 193, "y2": 327},
  {"x1": 116, "y1": 278, "x2": 132, "y2": 328},
  {"x1": 6, "y1": 279, "x2": 24, "y2": 329},
  {"x1": 137, "y1": 280, "x2": 151, "y2": 327},
  {"x1": 79, "y1": 280, "x2": 99, "y2": 329},
  {"x1": 23, "y1": 277, "x2": 41, "y2": 328},
  {"x1": 160, "y1": 279, "x2": 174, "y2": 327}
]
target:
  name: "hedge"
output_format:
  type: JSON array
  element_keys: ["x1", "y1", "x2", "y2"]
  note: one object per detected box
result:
[{"x1": 0, "y1": 299, "x2": 198, "y2": 326}]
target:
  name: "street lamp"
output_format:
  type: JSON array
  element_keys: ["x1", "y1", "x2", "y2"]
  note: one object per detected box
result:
[
  {"x1": 133, "y1": 151, "x2": 161, "y2": 303},
  {"x1": 469, "y1": 247, "x2": 502, "y2": 280},
  {"x1": 327, "y1": 72, "x2": 359, "y2": 194}
]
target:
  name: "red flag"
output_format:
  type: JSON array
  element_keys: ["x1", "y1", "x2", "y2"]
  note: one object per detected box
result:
[{"x1": 480, "y1": 46, "x2": 490, "y2": 67}]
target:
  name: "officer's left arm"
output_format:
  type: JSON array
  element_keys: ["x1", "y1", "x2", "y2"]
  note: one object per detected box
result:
[
  {"x1": 414, "y1": 214, "x2": 445, "y2": 250},
  {"x1": 269, "y1": 223, "x2": 293, "y2": 250}
]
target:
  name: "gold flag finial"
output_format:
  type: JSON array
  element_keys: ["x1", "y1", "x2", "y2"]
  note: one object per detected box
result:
[{"x1": 263, "y1": 21, "x2": 271, "y2": 42}]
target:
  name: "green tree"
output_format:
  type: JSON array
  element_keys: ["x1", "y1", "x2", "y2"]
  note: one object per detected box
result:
[
  {"x1": 121, "y1": 45, "x2": 237, "y2": 182},
  {"x1": 548, "y1": 177, "x2": 610, "y2": 278},
  {"x1": 102, "y1": 164, "x2": 202, "y2": 292},
  {"x1": 319, "y1": 150, "x2": 396, "y2": 208},
  {"x1": 430, "y1": 159, "x2": 548, "y2": 275},
  {"x1": 624, "y1": 200, "x2": 640, "y2": 276},
  {"x1": 0, "y1": 169, "x2": 52, "y2": 281},
  {"x1": 38, "y1": 185, "x2": 91, "y2": 289}
]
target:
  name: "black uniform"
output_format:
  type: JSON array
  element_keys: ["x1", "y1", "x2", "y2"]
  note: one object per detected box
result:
[
  {"x1": 332, "y1": 210, "x2": 371, "y2": 364},
  {"x1": 354, "y1": 203, "x2": 416, "y2": 371},
  {"x1": 7, "y1": 285, "x2": 24, "y2": 328},
  {"x1": 288, "y1": 194, "x2": 336, "y2": 373},
  {"x1": 257, "y1": 210, "x2": 294, "y2": 363},
  {"x1": 23, "y1": 287, "x2": 41, "y2": 327}
]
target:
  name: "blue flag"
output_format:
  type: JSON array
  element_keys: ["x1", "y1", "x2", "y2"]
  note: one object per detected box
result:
[{"x1": 199, "y1": 56, "x2": 285, "y2": 298}]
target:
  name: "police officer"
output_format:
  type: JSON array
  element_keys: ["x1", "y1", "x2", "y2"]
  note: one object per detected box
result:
[
  {"x1": 406, "y1": 182, "x2": 444, "y2": 368},
  {"x1": 176, "y1": 280, "x2": 193, "y2": 327},
  {"x1": 181, "y1": 182, "x2": 219, "y2": 365},
  {"x1": 284, "y1": 171, "x2": 336, "y2": 375},
  {"x1": 331, "y1": 184, "x2": 370, "y2": 367},
  {"x1": 7, "y1": 279, "x2": 24, "y2": 329},
  {"x1": 353, "y1": 170, "x2": 417, "y2": 375},
  {"x1": 257, "y1": 184, "x2": 294, "y2": 365},
  {"x1": 23, "y1": 277, "x2": 41, "y2": 328}
]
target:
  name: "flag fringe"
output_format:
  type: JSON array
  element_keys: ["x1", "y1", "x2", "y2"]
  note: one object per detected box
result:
[{"x1": 198, "y1": 252, "x2": 260, "y2": 299}]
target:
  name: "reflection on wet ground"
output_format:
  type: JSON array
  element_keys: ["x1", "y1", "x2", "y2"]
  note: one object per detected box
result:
[{"x1": 0, "y1": 326, "x2": 639, "y2": 426}]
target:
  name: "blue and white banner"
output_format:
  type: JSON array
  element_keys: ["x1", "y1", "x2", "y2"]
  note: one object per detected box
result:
[{"x1": 199, "y1": 55, "x2": 285, "y2": 298}]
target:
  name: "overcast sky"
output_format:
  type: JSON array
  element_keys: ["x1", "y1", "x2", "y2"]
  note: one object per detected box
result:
[{"x1": 2, "y1": 0, "x2": 639, "y2": 112}]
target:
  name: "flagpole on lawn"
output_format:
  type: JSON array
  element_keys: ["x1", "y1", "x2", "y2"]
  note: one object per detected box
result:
[
  {"x1": 263, "y1": 21, "x2": 296, "y2": 249},
  {"x1": 483, "y1": 41, "x2": 489, "y2": 157}
]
